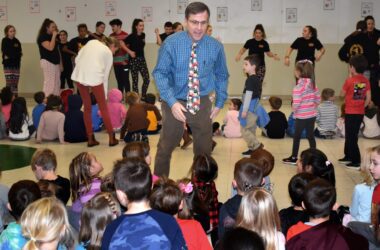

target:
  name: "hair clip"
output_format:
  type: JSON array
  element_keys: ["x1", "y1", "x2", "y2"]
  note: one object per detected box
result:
[
  {"x1": 179, "y1": 182, "x2": 193, "y2": 194},
  {"x1": 325, "y1": 160, "x2": 331, "y2": 166},
  {"x1": 297, "y1": 59, "x2": 313, "y2": 65}
]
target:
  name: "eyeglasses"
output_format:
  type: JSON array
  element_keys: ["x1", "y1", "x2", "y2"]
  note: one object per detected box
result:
[{"x1": 188, "y1": 19, "x2": 208, "y2": 26}]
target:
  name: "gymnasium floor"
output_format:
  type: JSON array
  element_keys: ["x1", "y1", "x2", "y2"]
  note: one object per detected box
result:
[{"x1": 0, "y1": 100, "x2": 378, "y2": 210}]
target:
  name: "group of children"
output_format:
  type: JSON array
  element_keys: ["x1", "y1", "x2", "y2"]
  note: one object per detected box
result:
[
  {"x1": 0, "y1": 141, "x2": 379, "y2": 249},
  {"x1": 0, "y1": 85, "x2": 162, "y2": 145}
]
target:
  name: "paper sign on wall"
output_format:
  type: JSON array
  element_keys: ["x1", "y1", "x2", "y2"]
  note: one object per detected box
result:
[
  {"x1": 251, "y1": 0, "x2": 262, "y2": 11},
  {"x1": 361, "y1": 2, "x2": 373, "y2": 17},
  {"x1": 0, "y1": 6, "x2": 6, "y2": 21},
  {"x1": 105, "y1": 1, "x2": 117, "y2": 16},
  {"x1": 323, "y1": 0, "x2": 335, "y2": 10},
  {"x1": 65, "y1": 7, "x2": 76, "y2": 22},
  {"x1": 29, "y1": 0, "x2": 40, "y2": 13},
  {"x1": 286, "y1": 8, "x2": 297, "y2": 23},
  {"x1": 217, "y1": 7, "x2": 228, "y2": 22},
  {"x1": 142, "y1": 7, "x2": 153, "y2": 22},
  {"x1": 177, "y1": 0, "x2": 188, "y2": 14}
]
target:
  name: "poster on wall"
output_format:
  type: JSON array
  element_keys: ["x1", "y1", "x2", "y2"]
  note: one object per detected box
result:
[
  {"x1": 105, "y1": 1, "x2": 117, "y2": 16},
  {"x1": 29, "y1": 0, "x2": 40, "y2": 13},
  {"x1": 142, "y1": 7, "x2": 153, "y2": 22},
  {"x1": 251, "y1": 0, "x2": 262, "y2": 11},
  {"x1": 323, "y1": 0, "x2": 335, "y2": 10},
  {"x1": 65, "y1": 7, "x2": 76, "y2": 22},
  {"x1": 361, "y1": 2, "x2": 373, "y2": 17},
  {"x1": 217, "y1": 7, "x2": 228, "y2": 22},
  {"x1": 0, "y1": 6, "x2": 6, "y2": 21},
  {"x1": 177, "y1": 0, "x2": 188, "y2": 14},
  {"x1": 286, "y1": 8, "x2": 297, "y2": 23}
]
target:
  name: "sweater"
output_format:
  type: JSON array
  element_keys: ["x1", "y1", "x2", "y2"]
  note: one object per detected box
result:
[
  {"x1": 292, "y1": 78, "x2": 320, "y2": 119},
  {"x1": 223, "y1": 110, "x2": 241, "y2": 138},
  {"x1": 37, "y1": 110, "x2": 65, "y2": 143},
  {"x1": 105, "y1": 89, "x2": 126, "y2": 130},
  {"x1": 316, "y1": 101, "x2": 338, "y2": 134}
]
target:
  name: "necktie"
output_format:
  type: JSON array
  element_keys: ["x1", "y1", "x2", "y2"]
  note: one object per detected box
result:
[{"x1": 186, "y1": 43, "x2": 200, "y2": 115}]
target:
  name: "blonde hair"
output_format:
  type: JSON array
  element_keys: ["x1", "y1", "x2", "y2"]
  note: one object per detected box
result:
[
  {"x1": 101, "y1": 36, "x2": 120, "y2": 49},
  {"x1": 21, "y1": 197, "x2": 74, "y2": 250},
  {"x1": 363, "y1": 145, "x2": 380, "y2": 184},
  {"x1": 236, "y1": 188, "x2": 281, "y2": 250}
]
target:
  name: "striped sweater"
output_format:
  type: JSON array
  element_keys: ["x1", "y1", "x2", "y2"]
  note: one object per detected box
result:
[
  {"x1": 292, "y1": 78, "x2": 320, "y2": 119},
  {"x1": 316, "y1": 101, "x2": 338, "y2": 133}
]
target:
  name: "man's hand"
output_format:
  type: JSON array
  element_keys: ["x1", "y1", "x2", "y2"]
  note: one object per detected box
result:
[
  {"x1": 210, "y1": 107, "x2": 220, "y2": 120},
  {"x1": 171, "y1": 102, "x2": 187, "y2": 123}
]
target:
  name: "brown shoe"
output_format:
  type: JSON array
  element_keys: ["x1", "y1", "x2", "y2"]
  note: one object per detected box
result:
[
  {"x1": 87, "y1": 134, "x2": 100, "y2": 147},
  {"x1": 181, "y1": 138, "x2": 193, "y2": 149},
  {"x1": 109, "y1": 133, "x2": 119, "y2": 147},
  {"x1": 212, "y1": 140, "x2": 217, "y2": 152}
]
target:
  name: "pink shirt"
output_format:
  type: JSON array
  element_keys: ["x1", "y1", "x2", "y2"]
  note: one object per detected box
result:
[
  {"x1": 292, "y1": 78, "x2": 320, "y2": 119},
  {"x1": 37, "y1": 110, "x2": 65, "y2": 143},
  {"x1": 1, "y1": 104, "x2": 11, "y2": 123},
  {"x1": 223, "y1": 110, "x2": 241, "y2": 138}
]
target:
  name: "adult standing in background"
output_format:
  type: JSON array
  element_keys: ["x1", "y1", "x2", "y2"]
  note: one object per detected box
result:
[
  {"x1": 235, "y1": 24, "x2": 280, "y2": 83},
  {"x1": 172, "y1": 22, "x2": 184, "y2": 32},
  {"x1": 1, "y1": 25, "x2": 22, "y2": 96},
  {"x1": 153, "y1": 2, "x2": 229, "y2": 177},
  {"x1": 71, "y1": 37, "x2": 119, "y2": 147},
  {"x1": 58, "y1": 30, "x2": 74, "y2": 90},
  {"x1": 284, "y1": 25, "x2": 325, "y2": 66},
  {"x1": 37, "y1": 18, "x2": 61, "y2": 96},
  {"x1": 155, "y1": 21, "x2": 173, "y2": 46},
  {"x1": 124, "y1": 19, "x2": 150, "y2": 100},
  {"x1": 364, "y1": 16, "x2": 380, "y2": 106},
  {"x1": 89, "y1": 21, "x2": 106, "y2": 40},
  {"x1": 109, "y1": 19, "x2": 135, "y2": 96}
]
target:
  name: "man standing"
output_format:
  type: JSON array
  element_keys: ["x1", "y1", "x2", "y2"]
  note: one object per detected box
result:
[{"x1": 153, "y1": 2, "x2": 229, "y2": 177}]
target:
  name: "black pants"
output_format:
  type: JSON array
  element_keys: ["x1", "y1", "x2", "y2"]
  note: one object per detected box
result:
[
  {"x1": 60, "y1": 65, "x2": 73, "y2": 89},
  {"x1": 369, "y1": 67, "x2": 380, "y2": 107},
  {"x1": 344, "y1": 114, "x2": 364, "y2": 163},
  {"x1": 292, "y1": 117, "x2": 316, "y2": 157},
  {"x1": 114, "y1": 64, "x2": 130, "y2": 94}
]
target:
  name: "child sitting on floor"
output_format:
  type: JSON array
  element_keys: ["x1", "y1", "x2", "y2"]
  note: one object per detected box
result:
[
  {"x1": 264, "y1": 96, "x2": 288, "y2": 138},
  {"x1": 315, "y1": 88, "x2": 338, "y2": 139}
]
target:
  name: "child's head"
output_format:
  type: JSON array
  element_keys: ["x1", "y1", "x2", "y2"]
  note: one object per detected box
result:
[
  {"x1": 303, "y1": 178, "x2": 336, "y2": 219},
  {"x1": 34, "y1": 91, "x2": 46, "y2": 105},
  {"x1": 288, "y1": 173, "x2": 316, "y2": 207},
  {"x1": 9, "y1": 97, "x2": 28, "y2": 134},
  {"x1": 297, "y1": 148, "x2": 336, "y2": 186},
  {"x1": 295, "y1": 60, "x2": 315, "y2": 84},
  {"x1": 217, "y1": 227, "x2": 265, "y2": 250},
  {"x1": 176, "y1": 178, "x2": 195, "y2": 219},
  {"x1": 37, "y1": 179, "x2": 58, "y2": 198},
  {"x1": 108, "y1": 88, "x2": 123, "y2": 103},
  {"x1": 190, "y1": 154, "x2": 218, "y2": 182},
  {"x1": 243, "y1": 54, "x2": 261, "y2": 74},
  {"x1": 69, "y1": 152, "x2": 103, "y2": 202},
  {"x1": 250, "y1": 148, "x2": 275, "y2": 177},
  {"x1": 79, "y1": 192, "x2": 121, "y2": 249},
  {"x1": 236, "y1": 188, "x2": 281, "y2": 250},
  {"x1": 8, "y1": 180, "x2": 41, "y2": 220},
  {"x1": 45, "y1": 94, "x2": 62, "y2": 111},
  {"x1": 113, "y1": 157, "x2": 152, "y2": 207},
  {"x1": 100, "y1": 172, "x2": 115, "y2": 193},
  {"x1": 369, "y1": 145, "x2": 380, "y2": 182},
  {"x1": 0, "y1": 86, "x2": 14, "y2": 105},
  {"x1": 268, "y1": 96, "x2": 282, "y2": 110},
  {"x1": 150, "y1": 177, "x2": 183, "y2": 215},
  {"x1": 21, "y1": 197, "x2": 74, "y2": 250},
  {"x1": 229, "y1": 98, "x2": 242, "y2": 111},
  {"x1": 321, "y1": 88, "x2": 335, "y2": 101},
  {"x1": 145, "y1": 93, "x2": 156, "y2": 105},
  {"x1": 126, "y1": 91, "x2": 140, "y2": 106},
  {"x1": 122, "y1": 141, "x2": 151, "y2": 165},
  {"x1": 31, "y1": 148, "x2": 57, "y2": 179},
  {"x1": 349, "y1": 54, "x2": 368, "y2": 74},
  {"x1": 234, "y1": 158, "x2": 264, "y2": 193},
  {"x1": 4, "y1": 25, "x2": 16, "y2": 38}
]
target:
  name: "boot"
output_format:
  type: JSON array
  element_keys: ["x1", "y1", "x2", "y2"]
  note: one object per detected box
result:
[
  {"x1": 181, "y1": 130, "x2": 193, "y2": 150},
  {"x1": 87, "y1": 134, "x2": 99, "y2": 147},
  {"x1": 109, "y1": 132, "x2": 119, "y2": 147}
]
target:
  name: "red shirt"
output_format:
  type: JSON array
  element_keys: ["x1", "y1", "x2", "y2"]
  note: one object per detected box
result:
[
  {"x1": 287, "y1": 221, "x2": 313, "y2": 240},
  {"x1": 177, "y1": 219, "x2": 212, "y2": 250},
  {"x1": 110, "y1": 31, "x2": 129, "y2": 65},
  {"x1": 342, "y1": 74, "x2": 370, "y2": 114},
  {"x1": 372, "y1": 184, "x2": 380, "y2": 204}
]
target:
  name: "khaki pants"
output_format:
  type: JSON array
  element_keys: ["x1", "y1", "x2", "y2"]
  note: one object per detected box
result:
[
  {"x1": 154, "y1": 96, "x2": 212, "y2": 177},
  {"x1": 241, "y1": 112, "x2": 261, "y2": 150}
]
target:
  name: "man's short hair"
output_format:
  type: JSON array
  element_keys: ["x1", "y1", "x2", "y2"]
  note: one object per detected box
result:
[
  {"x1": 113, "y1": 158, "x2": 152, "y2": 202},
  {"x1": 268, "y1": 96, "x2": 282, "y2": 110},
  {"x1": 288, "y1": 173, "x2": 316, "y2": 207},
  {"x1": 109, "y1": 19, "x2": 122, "y2": 27},
  {"x1": 96, "y1": 21, "x2": 105, "y2": 27},
  {"x1": 31, "y1": 148, "x2": 57, "y2": 171},
  {"x1": 234, "y1": 158, "x2": 263, "y2": 192},
  {"x1": 185, "y1": 2, "x2": 210, "y2": 19},
  {"x1": 303, "y1": 178, "x2": 336, "y2": 218},
  {"x1": 77, "y1": 23, "x2": 88, "y2": 31},
  {"x1": 164, "y1": 21, "x2": 173, "y2": 28},
  {"x1": 349, "y1": 55, "x2": 368, "y2": 74}
]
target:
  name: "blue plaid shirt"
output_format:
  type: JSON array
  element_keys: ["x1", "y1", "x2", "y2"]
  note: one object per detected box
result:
[{"x1": 153, "y1": 31, "x2": 229, "y2": 108}]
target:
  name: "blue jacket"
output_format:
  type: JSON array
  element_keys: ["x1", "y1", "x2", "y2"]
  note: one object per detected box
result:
[
  {"x1": 239, "y1": 98, "x2": 270, "y2": 128},
  {"x1": 91, "y1": 104, "x2": 103, "y2": 132}
]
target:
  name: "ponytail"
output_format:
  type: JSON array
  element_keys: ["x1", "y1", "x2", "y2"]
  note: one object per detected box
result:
[{"x1": 306, "y1": 25, "x2": 318, "y2": 39}]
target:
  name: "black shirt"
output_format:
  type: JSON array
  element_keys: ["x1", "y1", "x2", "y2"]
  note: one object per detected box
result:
[
  {"x1": 365, "y1": 29, "x2": 380, "y2": 67},
  {"x1": 58, "y1": 42, "x2": 73, "y2": 70},
  {"x1": 37, "y1": 33, "x2": 60, "y2": 64},
  {"x1": 339, "y1": 32, "x2": 371, "y2": 63},
  {"x1": 291, "y1": 37, "x2": 323, "y2": 63},
  {"x1": 279, "y1": 206, "x2": 308, "y2": 236},
  {"x1": 243, "y1": 38, "x2": 270, "y2": 66},
  {"x1": 243, "y1": 74, "x2": 262, "y2": 99},
  {"x1": 68, "y1": 36, "x2": 91, "y2": 54},
  {"x1": 159, "y1": 32, "x2": 173, "y2": 43},
  {"x1": 1, "y1": 37, "x2": 22, "y2": 67},
  {"x1": 265, "y1": 111, "x2": 288, "y2": 138},
  {"x1": 124, "y1": 33, "x2": 146, "y2": 58}
]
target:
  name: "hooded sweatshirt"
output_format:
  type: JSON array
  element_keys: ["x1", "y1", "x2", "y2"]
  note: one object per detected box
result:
[
  {"x1": 64, "y1": 95, "x2": 87, "y2": 142},
  {"x1": 218, "y1": 194, "x2": 242, "y2": 238},
  {"x1": 103, "y1": 88, "x2": 126, "y2": 130}
]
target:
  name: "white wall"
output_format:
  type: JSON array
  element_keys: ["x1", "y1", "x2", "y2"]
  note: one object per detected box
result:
[{"x1": 0, "y1": 0, "x2": 379, "y2": 44}]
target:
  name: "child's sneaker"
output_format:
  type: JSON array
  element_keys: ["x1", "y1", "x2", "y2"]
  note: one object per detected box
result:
[
  {"x1": 338, "y1": 157, "x2": 351, "y2": 164},
  {"x1": 282, "y1": 156, "x2": 297, "y2": 165},
  {"x1": 242, "y1": 149, "x2": 253, "y2": 156}
]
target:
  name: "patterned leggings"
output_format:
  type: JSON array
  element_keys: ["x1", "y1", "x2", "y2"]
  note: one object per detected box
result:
[
  {"x1": 130, "y1": 57, "x2": 150, "y2": 98},
  {"x1": 4, "y1": 67, "x2": 20, "y2": 95},
  {"x1": 40, "y1": 59, "x2": 61, "y2": 96},
  {"x1": 257, "y1": 65, "x2": 266, "y2": 83}
]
